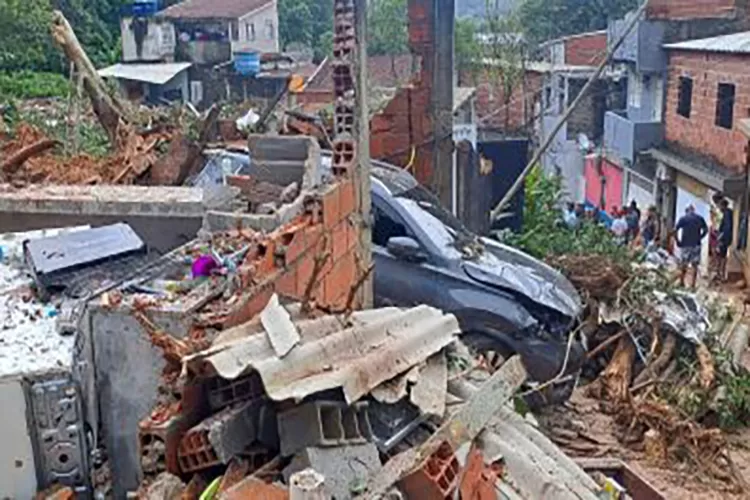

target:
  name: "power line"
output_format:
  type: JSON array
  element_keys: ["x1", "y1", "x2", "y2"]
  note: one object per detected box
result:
[{"x1": 489, "y1": 0, "x2": 650, "y2": 221}]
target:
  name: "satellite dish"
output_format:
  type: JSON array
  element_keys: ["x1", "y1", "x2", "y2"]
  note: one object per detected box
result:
[{"x1": 577, "y1": 133, "x2": 592, "y2": 152}]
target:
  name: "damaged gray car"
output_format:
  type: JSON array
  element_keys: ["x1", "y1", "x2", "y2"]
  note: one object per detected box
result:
[{"x1": 370, "y1": 163, "x2": 586, "y2": 406}]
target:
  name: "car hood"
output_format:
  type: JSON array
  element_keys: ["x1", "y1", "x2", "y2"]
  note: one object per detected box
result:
[{"x1": 462, "y1": 238, "x2": 583, "y2": 318}]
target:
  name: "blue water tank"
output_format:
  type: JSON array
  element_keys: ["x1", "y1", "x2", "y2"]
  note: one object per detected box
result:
[
  {"x1": 234, "y1": 52, "x2": 260, "y2": 76},
  {"x1": 126, "y1": 0, "x2": 160, "y2": 17}
]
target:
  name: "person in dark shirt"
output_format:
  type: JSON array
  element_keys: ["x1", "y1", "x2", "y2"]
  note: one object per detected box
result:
[
  {"x1": 640, "y1": 206, "x2": 659, "y2": 249},
  {"x1": 674, "y1": 205, "x2": 708, "y2": 290},
  {"x1": 716, "y1": 198, "x2": 734, "y2": 282}
]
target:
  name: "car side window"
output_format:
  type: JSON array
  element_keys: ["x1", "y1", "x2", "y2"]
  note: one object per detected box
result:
[{"x1": 372, "y1": 196, "x2": 410, "y2": 247}]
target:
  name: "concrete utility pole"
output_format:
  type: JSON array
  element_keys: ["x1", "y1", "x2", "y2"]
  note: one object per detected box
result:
[
  {"x1": 432, "y1": 0, "x2": 455, "y2": 205},
  {"x1": 332, "y1": 0, "x2": 372, "y2": 307}
]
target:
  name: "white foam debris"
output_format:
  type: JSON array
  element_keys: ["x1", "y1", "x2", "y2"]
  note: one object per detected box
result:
[{"x1": 0, "y1": 227, "x2": 88, "y2": 378}]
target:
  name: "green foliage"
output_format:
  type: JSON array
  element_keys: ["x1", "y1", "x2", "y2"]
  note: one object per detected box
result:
[
  {"x1": 367, "y1": 0, "x2": 408, "y2": 56},
  {"x1": 517, "y1": 0, "x2": 639, "y2": 44},
  {"x1": 0, "y1": 71, "x2": 70, "y2": 100},
  {"x1": 502, "y1": 167, "x2": 629, "y2": 262},
  {"x1": 278, "y1": 0, "x2": 333, "y2": 61},
  {"x1": 455, "y1": 18, "x2": 479, "y2": 75},
  {"x1": 0, "y1": 0, "x2": 125, "y2": 73}
]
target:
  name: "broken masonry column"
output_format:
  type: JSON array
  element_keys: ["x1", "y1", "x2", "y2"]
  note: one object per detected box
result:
[{"x1": 332, "y1": 0, "x2": 372, "y2": 307}]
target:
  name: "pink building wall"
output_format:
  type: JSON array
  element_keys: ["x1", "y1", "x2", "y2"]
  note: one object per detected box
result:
[{"x1": 584, "y1": 155, "x2": 623, "y2": 210}]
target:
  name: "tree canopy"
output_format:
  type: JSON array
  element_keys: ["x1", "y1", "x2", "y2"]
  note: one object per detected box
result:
[{"x1": 517, "y1": 0, "x2": 639, "y2": 44}]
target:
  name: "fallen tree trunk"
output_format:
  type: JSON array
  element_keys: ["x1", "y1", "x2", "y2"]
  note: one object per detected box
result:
[
  {"x1": 598, "y1": 336, "x2": 636, "y2": 402},
  {"x1": 50, "y1": 11, "x2": 129, "y2": 142},
  {"x1": 1, "y1": 139, "x2": 60, "y2": 174},
  {"x1": 633, "y1": 332, "x2": 677, "y2": 388}
]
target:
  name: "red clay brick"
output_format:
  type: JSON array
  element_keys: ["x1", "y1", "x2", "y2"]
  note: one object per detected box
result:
[
  {"x1": 276, "y1": 268, "x2": 298, "y2": 298},
  {"x1": 326, "y1": 250, "x2": 357, "y2": 310},
  {"x1": 665, "y1": 49, "x2": 750, "y2": 172},
  {"x1": 400, "y1": 442, "x2": 460, "y2": 500},
  {"x1": 564, "y1": 32, "x2": 607, "y2": 66},
  {"x1": 221, "y1": 477, "x2": 289, "y2": 500},
  {"x1": 224, "y1": 284, "x2": 275, "y2": 329},
  {"x1": 338, "y1": 178, "x2": 356, "y2": 217},
  {"x1": 647, "y1": 0, "x2": 737, "y2": 19},
  {"x1": 321, "y1": 184, "x2": 341, "y2": 228}
]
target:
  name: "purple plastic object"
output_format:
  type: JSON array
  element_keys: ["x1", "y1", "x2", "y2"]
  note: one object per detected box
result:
[{"x1": 192, "y1": 255, "x2": 219, "y2": 278}]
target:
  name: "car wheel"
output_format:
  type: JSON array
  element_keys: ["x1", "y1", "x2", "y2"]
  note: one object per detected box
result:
[{"x1": 463, "y1": 332, "x2": 579, "y2": 410}]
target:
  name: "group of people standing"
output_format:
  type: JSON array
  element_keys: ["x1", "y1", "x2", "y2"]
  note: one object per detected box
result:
[{"x1": 562, "y1": 195, "x2": 735, "y2": 290}]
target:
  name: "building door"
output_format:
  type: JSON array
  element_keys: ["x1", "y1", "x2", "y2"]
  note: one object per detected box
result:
[{"x1": 676, "y1": 186, "x2": 711, "y2": 275}]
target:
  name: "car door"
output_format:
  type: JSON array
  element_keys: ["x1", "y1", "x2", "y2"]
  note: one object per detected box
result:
[{"x1": 371, "y1": 194, "x2": 437, "y2": 308}]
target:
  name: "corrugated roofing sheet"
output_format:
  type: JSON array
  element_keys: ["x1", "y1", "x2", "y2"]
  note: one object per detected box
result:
[
  {"x1": 664, "y1": 31, "x2": 750, "y2": 54},
  {"x1": 98, "y1": 62, "x2": 192, "y2": 85},
  {"x1": 158, "y1": 0, "x2": 272, "y2": 20},
  {"x1": 184, "y1": 305, "x2": 460, "y2": 404}
]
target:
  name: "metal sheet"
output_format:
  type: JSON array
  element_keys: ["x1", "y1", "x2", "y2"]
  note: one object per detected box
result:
[
  {"x1": 185, "y1": 306, "x2": 460, "y2": 404},
  {"x1": 98, "y1": 62, "x2": 192, "y2": 85},
  {"x1": 665, "y1": 31, "x2": 750, "y2": 54}
]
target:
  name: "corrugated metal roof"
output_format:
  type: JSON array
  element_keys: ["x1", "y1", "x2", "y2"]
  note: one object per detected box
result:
[
  {"x1": 664, "y1": 31, "x2": 750, "y2": 54},
  {"x1": 184, "y1": 305, "x2": 460, "y2": 404},
  {"x1": 98, "y1": 62, "x2": 192, "y2": 85},
  {"x1": 158, "y1": 0, "x2": 272, "y2": 20},
  {"x1": 0, "y1": 228, "x2": 87, "y2": 379}
]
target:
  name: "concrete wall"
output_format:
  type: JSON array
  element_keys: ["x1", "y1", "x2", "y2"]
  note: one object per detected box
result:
[
  {"x1": 121, "y1": 17, "x2": 176, "y2": 63},
  {"x1": 234, "y1": 1, "x2": 279, "y2": 54},
  {"x1": 88, "y1": 307, "x2": 192, "y2": 497},
  {"x1": 665, "y1": 49, "x2": 750, "y2": 172},
  {"x1": 0, "y1": 380, "x2": 37, "y2": 499},
  {"x1": 0, "y1": 185, "x2": 233, "y2": 254}
]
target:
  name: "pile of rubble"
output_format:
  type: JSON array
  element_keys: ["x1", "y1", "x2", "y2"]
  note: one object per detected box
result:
[
  {"x1": 130, "y1": 290, "x2": 605, "y2": 500},
  {"x1": 549, "y1": 253, "x2": 750, "y2": 492}
]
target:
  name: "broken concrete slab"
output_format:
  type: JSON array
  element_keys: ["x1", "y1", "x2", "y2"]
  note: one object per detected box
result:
[
  {"x1": 448, "y1": 378, "x2": 601, "y2": 500},
  {"x1": 283, "y1": 444, "x2": 381, "y2": 500},
  {"x1": 261, "y1": 293, "x2": 300, "y2": 357},
  {"x1": 0, "y1": 184, "x2": 236, "y2": 253}
]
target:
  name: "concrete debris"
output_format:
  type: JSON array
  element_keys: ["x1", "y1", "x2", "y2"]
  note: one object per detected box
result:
[
  {"x1": 261, "y1": 293, "x2": 301, "y2": 357},
  {"x1": 277, "y1": 401, "x2": 373, "y2": 456},
  {"x1": 283, "y1": 444, "x2": 381, "y2": 500},
  {"x1": 141, "y1": 473, "x2": 185, "y2": 500},
  {"x1": 220, "y1": 477, "x2": 290, "y2": 500},
  {"x1": 364, "y1": 356, "x2": 527, "y2": 499},
  {"x1": 289, "y1": 469, "x2": 327, "y2": 500}
]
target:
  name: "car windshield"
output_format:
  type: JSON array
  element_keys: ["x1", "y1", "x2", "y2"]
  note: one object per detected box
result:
[{"x1": 394, "y1": 184, "x2": 484, "y2": 259}]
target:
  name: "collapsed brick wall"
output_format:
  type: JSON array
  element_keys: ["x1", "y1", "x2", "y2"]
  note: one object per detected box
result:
[
  {"x1": 460, "y1": 69, "x2": 543, "y2": 133},
  {"x1": 222, "y1": 177, "x2": 360, "y2": 328},
  {"x1": 647, "y1": 0, "x2": 740, "y2": 20},
  {"x1": 665, "y1": 49, "x2": 750, "y2": 171},
  {"x1": 564, "y1": 32, "x2": 607, "y2": 66}
]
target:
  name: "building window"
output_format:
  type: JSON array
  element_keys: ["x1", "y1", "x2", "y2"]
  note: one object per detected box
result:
[
  {"x1": 266, "y1": 20, "x2": 274, "y2": 39},
  {"x1": 246, "y1": 22, "x2": 256, "y2": 41},
  {"x1": 677, "y1": 76, "x2": 693, "y2": 118},
  {"x1": 230, "y1": 21, "x2": 239, "y2": 41},
  {"x1": 544, "y1": 87, "x2": 551, "y2": 109},
  {"x1": 715, "y1": 82, "x2": 735, "y2": 130}
]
